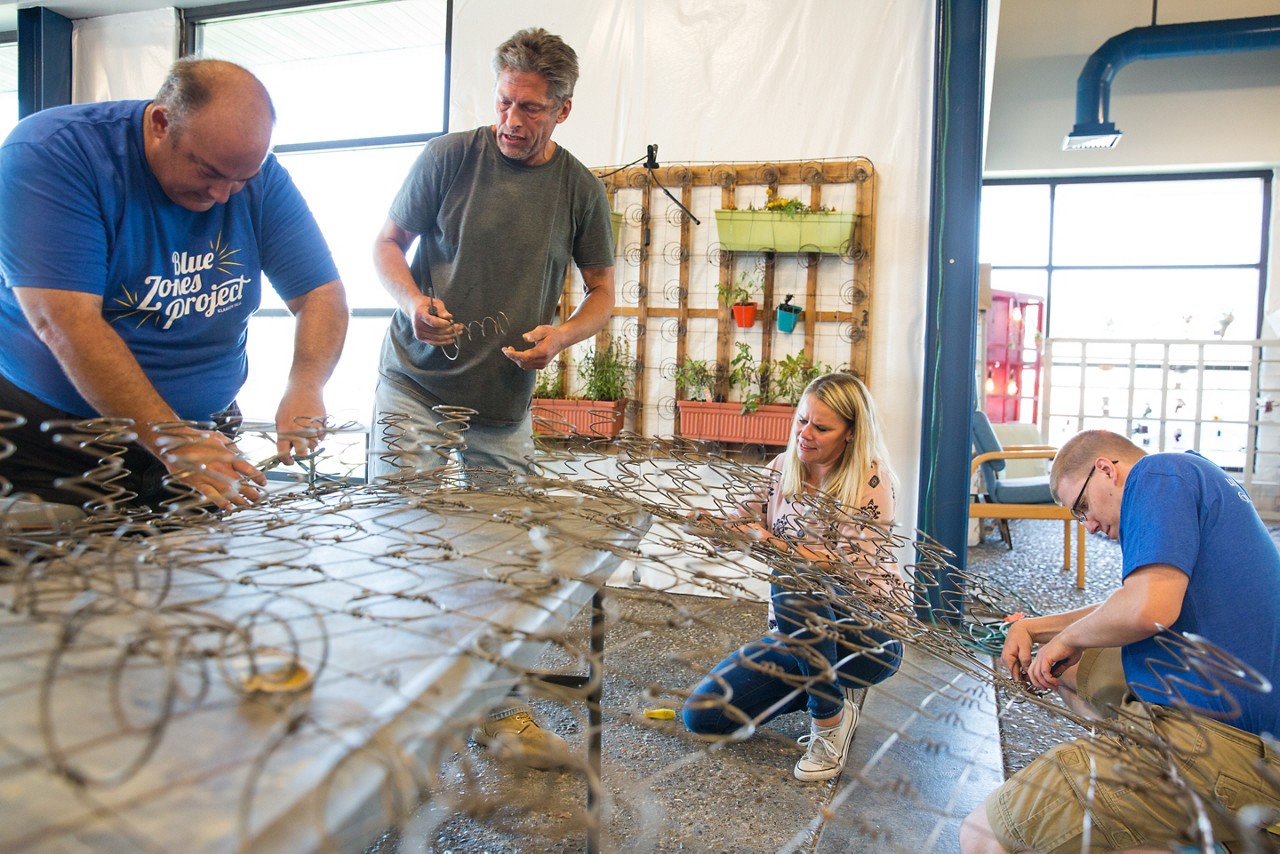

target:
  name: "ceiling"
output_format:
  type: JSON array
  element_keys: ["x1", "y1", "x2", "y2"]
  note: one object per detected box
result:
[{"x1": 0, "y1": 2, "x2": 235, "y2": 32}]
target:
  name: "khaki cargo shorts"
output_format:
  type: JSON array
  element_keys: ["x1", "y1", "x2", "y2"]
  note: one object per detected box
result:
[{"x1": 986, "y1": 647, "x2": 1280, "y2": 853}]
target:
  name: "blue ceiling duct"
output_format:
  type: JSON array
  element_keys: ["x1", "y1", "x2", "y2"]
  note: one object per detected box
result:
[{"x1": 1064, "y1": 13, "x2": 1280, "y2": 150}]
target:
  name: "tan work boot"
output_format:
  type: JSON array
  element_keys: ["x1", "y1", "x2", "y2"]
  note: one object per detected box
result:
[{"x1": 476, "y1": 703, "x2": 569, "y2": 770}]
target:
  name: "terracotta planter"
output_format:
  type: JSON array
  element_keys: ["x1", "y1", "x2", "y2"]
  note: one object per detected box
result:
[
  {"x1": 731, "y1": 302, "x2": 758, "y2": 328},
  {"x1": 714, "y1": 209, "x2": 857, "y2": 254},
  {"x1": 532, "y1": 398, "x2": 627, "y2": 438},
  {"x1": 676, "y1": 400, "x2": 796, "y2": 446}
]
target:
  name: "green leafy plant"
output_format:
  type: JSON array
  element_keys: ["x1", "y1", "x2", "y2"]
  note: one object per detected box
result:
[
  {"x1": 771, "y1": 352, "x2": 831, "y2": 405},
  {"x1": 729, "y1": 342, "x2": 768, "y2": 413},
  {"x1": 722, "y1": 187, "x2": 835, "y2": 217},
  {"x1": 730, "y1": 345, "x2": 833, "y2": 413},
  {"x1": 533, "y1": 359, "x2": 567, "y2": 399},
  {"x1": 577, "y1": 336, "x2": 631, "y2": 402},
  {"x1": 673, "y1": 356, "x2": 721, "y2": 402},
  {"x1": 716, "y1": 271, "x2": 760, "y2": 307}
]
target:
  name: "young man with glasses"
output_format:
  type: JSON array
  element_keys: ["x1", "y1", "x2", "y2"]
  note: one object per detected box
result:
[{"x1": 961, "y1": 429, "x2": 1280, "y2": 854}]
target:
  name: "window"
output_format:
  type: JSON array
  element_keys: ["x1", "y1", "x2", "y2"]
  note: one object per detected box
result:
[
  {"x1": 0, "y1": 37, "x2": 18, "y2": 141},
  {"x1": 186, "y1": 0, "x2": 450, "y2": 477},
  {"x1": 980, "y1": 173, "x2": 1272, "y2": 471}
]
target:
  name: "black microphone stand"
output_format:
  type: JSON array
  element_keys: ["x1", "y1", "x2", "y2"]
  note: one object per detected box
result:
[{"x1": 643, "y1": 144, "x2": 701, "y2": 225}]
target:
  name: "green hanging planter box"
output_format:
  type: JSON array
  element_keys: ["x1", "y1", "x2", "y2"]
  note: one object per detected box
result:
[
  {"x1": 610, "y1": 211, "x2": 622, "y2": 249},
  {"x1": 714, "y1": 210, "x2": 857, "y2": 254}
]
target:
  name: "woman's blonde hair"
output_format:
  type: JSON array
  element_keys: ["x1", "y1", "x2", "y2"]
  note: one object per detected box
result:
[{"x1": 777, "y1": 372, "x2": 895, "y2": 511}]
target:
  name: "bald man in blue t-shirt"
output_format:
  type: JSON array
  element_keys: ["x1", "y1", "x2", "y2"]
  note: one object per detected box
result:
[{"x1": 0, "y1": 58, "x2": 348, "y2": 510}]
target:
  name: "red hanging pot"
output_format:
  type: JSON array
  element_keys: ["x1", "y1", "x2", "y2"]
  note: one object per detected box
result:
[{"x1": 732, "y1": 302, "x2": 757, "y2": 328}]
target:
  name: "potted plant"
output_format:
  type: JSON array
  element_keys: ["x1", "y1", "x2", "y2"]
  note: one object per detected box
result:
[
  {"x1": 672, "y1": 355, "x2": 720, "y2": 403},
  {"x1": 532, "y1": 357, "x2": 575, "y2": 436},
  {"x1": 673, "y1": 345, "x2": 790, "y2": 446},
  {"x1": 676, "y1": 347, "x2": 835, "y2": 446},
  {"x1": 531, "y1": 338, "x2": 630, "y2": 438},
  {"x1": 777, "y1": 294, "x2": 802, "y2": 334},
  {"x1": 729, "y1": 341, "x2": 769, "y2": 414},
  {"x1": 714, "y1": 187, "x2": 857, "y2": 254},
  {"x1": 533, "y1": 359, "x2": 567, "y2": 400},
  {"x1": 717, "y1": 271, "x2": 760, "y2": 328},
  {"x1": 729, "y1": 344, "x2": 830, "y2": 410},
  {"x1": 578, "y1": 336, "x2": 630, "y2": 403},
  {"x1": 770, "y1": 351, "x2": 832, "y2": 405}
]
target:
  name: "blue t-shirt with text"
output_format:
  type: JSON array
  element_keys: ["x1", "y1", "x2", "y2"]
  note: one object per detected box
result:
[{"x1": 0, "y1": 100, "x2": 338, "y2": 421}]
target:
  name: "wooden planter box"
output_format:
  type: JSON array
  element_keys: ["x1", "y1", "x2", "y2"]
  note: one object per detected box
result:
[
  {"x1": 676, "y1": 400, "x2": 796, "y2": 446},
  {"x1": 532, "y1": 398, "x2": 626, "y2": 438},
  {"x1": 713, "y1": 210, "x2": 857, "y2": 254}
]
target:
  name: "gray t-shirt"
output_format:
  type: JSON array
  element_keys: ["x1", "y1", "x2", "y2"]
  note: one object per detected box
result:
[{"x1": 379, "y1": 127, "x2": 614, "y2": 424}]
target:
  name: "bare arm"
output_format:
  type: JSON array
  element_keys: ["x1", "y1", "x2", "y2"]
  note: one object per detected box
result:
[
  {"x1": 12, "y1": 287, "x2": 265, "y2": 508},
  {"x1": 274, "y1": 280, "x2": 349, "y2": 463},
  {"x1": 503, "y1": 263, "x2": 616, "y2": 371},
  {"x1": 714, "y1": 461, "x2": 900, "y2": 591},
  {"x1": 1006, "y1": 564, "x2": 1188, "y2": 690},
  {"x1": 372, "y1": 217, "x2": 460, "y2": 345},
  {"x1": 1000, "y1": 603, "x2": 1100, "y2": 683}
]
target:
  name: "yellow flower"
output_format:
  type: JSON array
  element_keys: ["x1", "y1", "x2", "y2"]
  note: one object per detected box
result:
[{"x1": 751, "y1": 187, "x2": 830, "y2": 216}]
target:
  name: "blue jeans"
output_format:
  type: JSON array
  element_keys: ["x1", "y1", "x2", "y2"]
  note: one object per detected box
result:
[
  {"x1": 683, "y1": 580, "x2": 903, "y2": 735},
  {"x1": 369, "y1": 376, "x2": 535, "y2": 481}
]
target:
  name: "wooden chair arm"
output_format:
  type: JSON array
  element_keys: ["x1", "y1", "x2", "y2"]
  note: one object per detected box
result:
[{"x1": 970, "y1": 448, "x2": 1058, "y2": 477}]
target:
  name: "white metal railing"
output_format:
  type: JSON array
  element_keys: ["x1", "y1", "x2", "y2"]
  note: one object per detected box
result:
[{"x1": 1043, "y1": 337, "x2": 1280, "y2": 520}]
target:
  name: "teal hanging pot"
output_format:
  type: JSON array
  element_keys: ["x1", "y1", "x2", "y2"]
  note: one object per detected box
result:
[{"x1": 777, "y1": 294, "x2": 802, "y2": 334}]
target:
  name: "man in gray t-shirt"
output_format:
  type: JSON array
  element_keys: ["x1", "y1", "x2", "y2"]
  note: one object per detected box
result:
[
  {"x1": 370, "y1": 27, "x2": 616, "y2": 770},
  {"x1": 371, "y1": 26, "x2": 615, "y2": 480}
]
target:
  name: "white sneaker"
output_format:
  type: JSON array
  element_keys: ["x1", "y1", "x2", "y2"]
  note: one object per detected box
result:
[{"x1": 793, "y1": 695, "x2": 859, "y2": 781}]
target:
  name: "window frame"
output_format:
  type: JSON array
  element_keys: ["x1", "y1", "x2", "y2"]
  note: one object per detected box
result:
[
  {"x1": 181, "y1": 0, "x2": 452, "y2": 323},
  {"x1": 982, "y1": 170, "x2": 1273, "y2": 341},
  {"x1": 178, "y1": 0, "x2": 454, "y2": 481},
  {"x1": 981, "y1": 170, "x2": 1274, "y2": 472}
]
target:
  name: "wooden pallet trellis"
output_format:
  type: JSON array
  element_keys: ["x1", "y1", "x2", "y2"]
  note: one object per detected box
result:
[{"x1": 558, "y1": 159, "x2": 876, "y2": 437}]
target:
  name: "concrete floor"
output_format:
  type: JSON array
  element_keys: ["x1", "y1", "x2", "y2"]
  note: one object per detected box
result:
[
  {"x1": 363, "y1": 515, "x2": 1140, "y2": 853},
  {"x1": 374, "y1": 585, "x2": 1007, "y2": 852}
]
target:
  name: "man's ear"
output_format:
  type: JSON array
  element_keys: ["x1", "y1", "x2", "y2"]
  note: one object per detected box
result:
[
  {"x1": 556, "y1": 98, "x2": 572, "y2": 124},
  {"x1": 147, "y1": 104, "x2": 172, "y2": 140}
]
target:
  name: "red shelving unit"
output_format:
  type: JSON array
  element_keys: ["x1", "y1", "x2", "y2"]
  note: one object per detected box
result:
[{"x1": 984, "y1": 290, "x2": 1043, "y2": 424}]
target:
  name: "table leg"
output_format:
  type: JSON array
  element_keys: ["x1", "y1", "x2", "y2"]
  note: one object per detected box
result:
[{"x1": 532, "y1": 589, "x2": 606, "y2": 853}]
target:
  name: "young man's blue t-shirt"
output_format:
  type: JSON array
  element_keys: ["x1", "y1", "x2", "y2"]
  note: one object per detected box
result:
[
  {"x1": 1120, "y1": 450, "x2": 1280, "y2": 737},
  {"x1": 0, "y1": 100, "x2": 339, "y2": 422}
]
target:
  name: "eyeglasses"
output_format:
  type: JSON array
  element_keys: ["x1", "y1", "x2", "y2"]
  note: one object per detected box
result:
[{"x1": 1069, "y1": 460, "x2": 1118, "y2": 523}]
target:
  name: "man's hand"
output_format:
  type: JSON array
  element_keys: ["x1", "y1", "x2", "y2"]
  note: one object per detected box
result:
[
  {"x1": 502, "y1": 324, "x2": 565, "y2": 370},
  {"x1": 151, "y1": 427, "x2": 266, "y2": 509},
  {"x1": 1026, "y1": 636, "x2": 1082, "y2": 692},
  {"x1": 409, "y1": 294, "x2": 462, "y2": 345},
  {"x1": 274, "y1": 387, "x2": 327, "y2": 465},
  {"x1": 1000, "y1": 618, "x2": 1037, "y2": 685}
]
